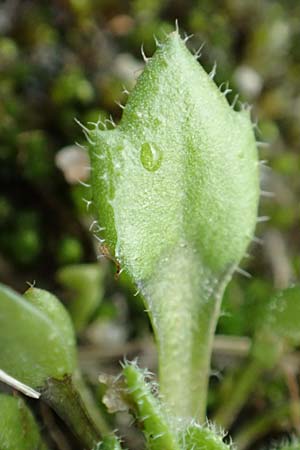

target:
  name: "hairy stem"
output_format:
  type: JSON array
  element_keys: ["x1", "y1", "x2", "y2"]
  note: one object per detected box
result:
[
  {"x1": 143, "y1": 246, "x2": 232, "y2": 422},
  {"x1": 123, "y1": 362, "x2": 180, "y2": 450}
]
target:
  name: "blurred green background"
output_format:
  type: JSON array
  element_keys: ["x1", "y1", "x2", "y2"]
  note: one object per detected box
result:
[{"x1": 0, "y1": 1, "x2": 300, "y2": 448}]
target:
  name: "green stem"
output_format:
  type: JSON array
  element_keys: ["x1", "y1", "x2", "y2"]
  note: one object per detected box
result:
[
  {"x1": 155, "y1": 297, "x2": 219, "y2": 422},
  {"x1": 181, "y1": 423, "x2": 230, "y2": 450},
  {"x1": 99, "y1": 435, "x2": 123, "y2": 450},
  {"x1": 213, "y1": 358, "x2": 261, "y2": 429},
  {"x1": 123, "y1": 362, "x2": 180, "y2": 450},
  {"x1": 143, "y1": 247, "x2": 232, "y2": 422},
  {"x1": 234, "y1": 402, "x2": 297, "y2": 450},
  {"x1": 41, "y1": 376, "x2": 101, "y2": 449}
]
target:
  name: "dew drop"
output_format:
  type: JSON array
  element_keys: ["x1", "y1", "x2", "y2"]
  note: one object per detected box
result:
[{"x1": 140, "y1": 142, "x2": 162, "y2": 172}]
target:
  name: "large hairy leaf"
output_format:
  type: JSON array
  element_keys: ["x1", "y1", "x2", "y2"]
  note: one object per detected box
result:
[{"x1": 88, "y1": 31, "x2": 259, "y2": 419}]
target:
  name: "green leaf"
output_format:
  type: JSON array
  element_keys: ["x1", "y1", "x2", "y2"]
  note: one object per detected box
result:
[
  {"x1": 88, "y1": 31, "x2": 259, "y2": 420},
  {"x1": 0, "y1": 283, "x2": 76, "y2": 388},
  {"x1": 0, "y1": 284, "x2": 103, "y2": 448},
  {"x1": 0, "y1": 394, "x2": 47, "y2": 450},
  {"x1": 57, "y1": 263, "x2": 104, "y2": 332}
]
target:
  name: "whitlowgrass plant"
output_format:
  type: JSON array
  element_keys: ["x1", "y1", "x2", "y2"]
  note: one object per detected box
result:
[{"x1": 1, "y1": 26, "x2": 299, "y2": 450}]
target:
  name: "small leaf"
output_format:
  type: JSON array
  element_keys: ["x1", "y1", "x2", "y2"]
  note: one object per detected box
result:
[
  {"x1": 0, "y1": 284, "x2": 103, "y2": 448},
  {"x1": 57, "y1": 263, "x2": 104, "y2": 332},
  {"x1": 0, "y1": 394, "x2": 47, "y2": 450},
  {"x1": 0, "y1": 283, "x2": 76, "y2": 389}
]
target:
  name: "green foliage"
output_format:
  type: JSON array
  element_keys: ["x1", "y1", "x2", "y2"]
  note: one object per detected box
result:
[
  {"x1": 57, "y1": 263, "x2": 104, "y2": 332},
  {"x1": 279, "y1": 447, "x2": 300, "y2": 450},
  {"x1": 274, "y1": 439, "x2": 300, "y2": 450},
  {"x1": 89, "y1": 30, "x2": 259, "y2": 291},
  {"x1": 215, "y1": 284, "x2": 300, "y2": 430},
  {"x1": 57, "y1": 236, "x2": 84, "y2": 265},
  {"x1": 123, "y1": 362, "x2": 230, "y2": 450},
  {"x1": 0, "y1": 394, "x2": 47, "y2": 450},
  {"x1": 1, "y1": 2, "x2": 300, "y2": 448},
  {"x1": 262, "y1": 284, "x2": 300, "y2": 345},
  {"x1": 17, "y1": 130, "x2": 54, "y2": 182},
  {"x1": 252, "y1": 284, "x2": 300, "y2": 368},
  {"x1": 0, "y1": 284, "x2": 76, "y2": 389},
  {"x1": 51, "y1": 68, "x2": 94, "y2": 105},
  {"x1": 88, "y1": 30, "x2": 259, "y2": 420},
  {"x1": 1, "y1": 211, "x2": 42, "y2": 265},
  {"x1": 123, "y1": 360, "x2": 231, "y2": 450},
  {"x1": 0, "y1": 284, "x2": 104, "y2": 448}
]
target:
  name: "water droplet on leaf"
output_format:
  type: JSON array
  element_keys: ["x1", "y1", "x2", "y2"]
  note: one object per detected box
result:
[{"x1": 140, "y1": 142, "x2": 162, "y2": 172}]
